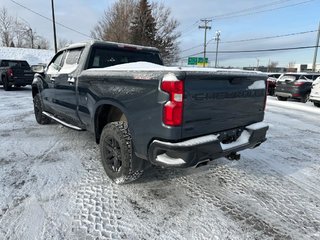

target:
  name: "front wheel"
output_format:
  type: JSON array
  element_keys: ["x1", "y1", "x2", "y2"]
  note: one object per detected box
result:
[
  {"x1": 100, "y1": 121, "x2": 144, "y2": 184},
  {"x1": 33, "y1": 94, "x2": 51, "y2": 124}
]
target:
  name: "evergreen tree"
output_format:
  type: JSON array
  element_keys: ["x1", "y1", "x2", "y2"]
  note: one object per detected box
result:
[
  {"x1": 91, "y1": 0, "x2": 181, "y2": 65},
  {"x1": 130, "y1": 0, "x2": 157, "y2": 47}
]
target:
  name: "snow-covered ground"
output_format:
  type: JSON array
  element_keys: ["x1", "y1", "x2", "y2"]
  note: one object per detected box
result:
[
  {"x1": 0, "y1": 88, "x2": 320, "y2": 240},
  {"x1": 0, "y1": 47, "x2": 54, "y2": 65}
]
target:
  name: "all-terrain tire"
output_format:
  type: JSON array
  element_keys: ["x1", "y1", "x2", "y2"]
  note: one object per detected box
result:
[
  {"x1": 33, "y1": 94, "x2": 51, "y2": 124},
  {"x1": 3, "y1": 76, "x2": 12, "y2": 91},
  {"x1": 100, "y1": 121, "x2": 144, "y2": 184},
  {"x1": 277, "y1": 96, "x2": 287, "y2": 101}
]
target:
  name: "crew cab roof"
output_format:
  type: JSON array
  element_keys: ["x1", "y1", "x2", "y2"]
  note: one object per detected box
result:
[{"x1": 61, "y1": 40, "x2": 160, "y2": 53}]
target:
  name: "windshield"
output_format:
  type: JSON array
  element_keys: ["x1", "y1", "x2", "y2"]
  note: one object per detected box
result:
[
  {"x1": 278, "y1": 74, "x2": 308, "y2": 81},
  {"x1": 87, "y1": 47, "x2": 163, "y2": 69}
]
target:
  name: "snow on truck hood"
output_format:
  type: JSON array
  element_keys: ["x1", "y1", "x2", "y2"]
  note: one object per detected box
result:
[{"x1": 87, "y1": 61, "x2": 266, "y2": 76}]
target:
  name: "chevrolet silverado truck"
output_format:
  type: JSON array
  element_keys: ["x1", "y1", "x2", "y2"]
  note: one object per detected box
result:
[
  {"x1": 0, "y1": 59, "x2": 34, "y2": 91},
  {"x1": 31, "y1": 40, "x2": 269, "y2": 184}
]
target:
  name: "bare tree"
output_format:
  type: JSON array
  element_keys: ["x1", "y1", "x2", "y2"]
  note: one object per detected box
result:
[
  {"x1": 58, "y1": 38, "x2": 73, "y2": 50},
  {"x1": 0, "y1": 7, "x2": 49, "y2": 49},
  {"x1": 0, "y1": 7, "x2": 14, "y2": 47},
  {"x1": 91, "y1": 0, "x2": 136, "y2": 43},
  {"x1": 35, "y1": 36, "x2": 50, "y2": 49},
  {"x1": 13, "y1": 19, "x2": 27, "y2": 47},
  {"x1": 268, "y1": 61, "x2": 279, "y2": 72},
  {"x1": 151, "y1": 2, "x2": 180, "y2": 65},
  {"x1": 91, "y1": 0, "x2": 181, "y2": 65}
]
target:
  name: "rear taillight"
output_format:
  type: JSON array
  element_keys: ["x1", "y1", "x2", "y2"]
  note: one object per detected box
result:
[
  {"x1": 7, "y1": 68, "x2": 13, "y2": 77},
  {"x1": 294, "y1": 81, "x2": 305, "y2": 86},
  {"x1": 161, "y1": 74, "x2": 184, "y2": 126}
]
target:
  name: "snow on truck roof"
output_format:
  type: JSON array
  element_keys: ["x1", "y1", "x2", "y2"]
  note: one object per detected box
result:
[{"x1": 87, "y1": 61, "x2": 266, "y2": 76}]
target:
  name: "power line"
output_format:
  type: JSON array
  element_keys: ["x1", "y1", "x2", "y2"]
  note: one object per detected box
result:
[
  {"x1": 208, "y1": 0, "x2": 294, "y2": 19},
  {"x1": 180, "y1": 29, "x2": 317, "y2": 53},
  {"x1": 211, "y1": 0, "x2": 316, "y2": 20},
  {"x1": 207, "y1": 45, "x2": 319, "y2": 54},
  {"x1": 219, "y1": 30, "x2": 318, "y2": 44},
  {"x1": 180, "y1": 51, "x2": 203, "y2": 60},
  {"x1": 179, "y1": 45, "x2": 319, "y2": 60},
  {"x1": 9, "y1": 0, "x2": 92, "y2": 38},
  {"x1": 179, "y1": 1, "x2": 299, "y2": 38},
  {"x1": 179, "y1": 20, "x2": 200, "y2": 37}
]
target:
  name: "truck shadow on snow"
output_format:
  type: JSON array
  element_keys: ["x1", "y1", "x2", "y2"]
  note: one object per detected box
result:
[{"x1": 0, "y1": 86, "x2": 32, "y2": 91}]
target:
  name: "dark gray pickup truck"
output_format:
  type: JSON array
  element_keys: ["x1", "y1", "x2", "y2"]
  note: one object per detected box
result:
[
  {"x1": 0, "y1": 59, "x2": 34, "y2": 91},
  {"x1": 31, "y1": 40, "x2": 269, "y2": 184}
]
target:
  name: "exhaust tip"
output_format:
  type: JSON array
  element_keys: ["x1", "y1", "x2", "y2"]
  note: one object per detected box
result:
[{"x1": 194, "y1": 159, "x2": 211, "y2": 168}]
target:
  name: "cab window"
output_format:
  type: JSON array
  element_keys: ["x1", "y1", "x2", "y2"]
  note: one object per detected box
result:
[
  {"x1": 47, "y1": 52, "x2": 65, "y2": 74},
  {"x1": 59, "y1": 48, "x2": 83, "y2": 74}
]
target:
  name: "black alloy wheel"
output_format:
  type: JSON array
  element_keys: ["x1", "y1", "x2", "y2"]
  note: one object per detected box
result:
[{"x1": 104, "y1": 136, "x2": 122, "y2": 172}]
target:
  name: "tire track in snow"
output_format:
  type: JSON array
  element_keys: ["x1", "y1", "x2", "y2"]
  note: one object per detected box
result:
[
  {"x1": 71, "y1": 147, "x2": 137, "y2": 239},
  {"x1": 175, "y1": 159, "x2": 320, "y2": 239}
]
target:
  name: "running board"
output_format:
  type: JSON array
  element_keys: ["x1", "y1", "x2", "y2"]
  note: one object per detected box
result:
[{"x1": 42, "y1": 111, "x2": 84, "y2": 131}]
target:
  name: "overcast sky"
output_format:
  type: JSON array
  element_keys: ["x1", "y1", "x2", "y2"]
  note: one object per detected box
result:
[{"x1": 1, "y1": 0, "x2": 320, "y2": 67}]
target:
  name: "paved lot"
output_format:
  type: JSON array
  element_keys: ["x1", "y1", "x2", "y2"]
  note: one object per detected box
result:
[{"x1": 0, "y1": 87, "x2": 320, "y2": 239}]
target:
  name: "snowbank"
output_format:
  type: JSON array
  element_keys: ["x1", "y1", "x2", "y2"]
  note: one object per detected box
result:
[{"x1": 0, "y1": 47, "x2": 54, "y2": 65}]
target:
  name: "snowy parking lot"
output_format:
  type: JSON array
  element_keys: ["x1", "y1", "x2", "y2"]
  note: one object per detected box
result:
[{"x1": 0, "y1": 86, "x2": 320, "y2": 240}]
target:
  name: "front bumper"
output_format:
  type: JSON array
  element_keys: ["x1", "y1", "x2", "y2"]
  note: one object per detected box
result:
[{"x1": 148, "y1": 122, "x2": 269, "y2": 167}]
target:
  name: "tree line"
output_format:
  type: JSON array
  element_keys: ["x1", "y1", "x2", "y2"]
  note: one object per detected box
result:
[
  {"x1": 91, "y1": 0, "x2": 180, "y2": 65},
  {"x1": 1, "y1": 0, "x2": 180, "y2": 64},
  {"x1": 0, "y1": 7, "x2": 49, "y2": 49},
  {"x1": 0, "y1": 7, "x2": 72, "y2": 50}
]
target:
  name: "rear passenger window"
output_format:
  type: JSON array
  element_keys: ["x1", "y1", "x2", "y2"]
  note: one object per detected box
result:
[{"x1": 66, "y1": 49, "x2": 82, "y2": 65}]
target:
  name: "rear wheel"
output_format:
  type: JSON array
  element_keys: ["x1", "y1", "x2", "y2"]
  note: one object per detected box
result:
[
  {"x1": 314, "y1": 102, "x2": 320, "y2": 108},
  {"x1": 277, "y1": 96, "x2": 287, "y2": 101},
  {"x1": 3, "y1": 76, "x2": 12, "y2": 91},
  {"x1": 100, "y1": 121, "x2": 144, "y2": 184},
  {"x1": 300, "y1": 93, "x2": 310, "y2": 103},
  {"x1": 33, "y1": 94, "x2": 51, "y2": 124}
]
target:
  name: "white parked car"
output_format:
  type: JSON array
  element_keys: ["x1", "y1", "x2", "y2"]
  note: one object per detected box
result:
[{"x1": 310, "y1": 76, "x2": 320, "y2": 107}]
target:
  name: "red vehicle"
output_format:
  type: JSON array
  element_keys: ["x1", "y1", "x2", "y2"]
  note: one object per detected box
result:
[{"x1": 267, "y1": 73, "x2": 282, "y2": 96}]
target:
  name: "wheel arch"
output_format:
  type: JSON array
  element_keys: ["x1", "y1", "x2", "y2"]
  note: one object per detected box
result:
[{"x1": 94, "y1": 102, "x2": 129, "y2": 144}]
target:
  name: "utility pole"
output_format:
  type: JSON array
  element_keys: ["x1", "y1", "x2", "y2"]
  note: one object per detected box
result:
[
  {"x1": 214, "y1": 31, "x2": 221, "y2": 68},
  {"x1": 28, "y1": 28, "x2": 34, "y2": 48},
  {"x1": 312, "y1": 21, "x2": 320, "y2": 72},
  {"x1": 51, "y1": 0, "x2": 58, "y2": 53},
  {"x1": 199, "y1": 19, "x2": 212, "y2": 67}
]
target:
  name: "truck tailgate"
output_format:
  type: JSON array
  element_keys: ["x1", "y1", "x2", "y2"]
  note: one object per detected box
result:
[{"x1": 182, "y1": 72, "x2": 266, "y2": 139}]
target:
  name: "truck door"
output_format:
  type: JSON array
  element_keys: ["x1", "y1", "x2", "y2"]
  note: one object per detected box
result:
[
  {"x1": 52, "y1": 48, "x2": 84, "y2": 126},
  {"x1": 42, "y1": 51, "x2": 66, "y2": 113}
]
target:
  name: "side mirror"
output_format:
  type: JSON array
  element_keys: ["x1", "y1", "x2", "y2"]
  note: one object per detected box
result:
[{"x1": 31, "y1": 64, "x2": 45, "y2": 73}]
